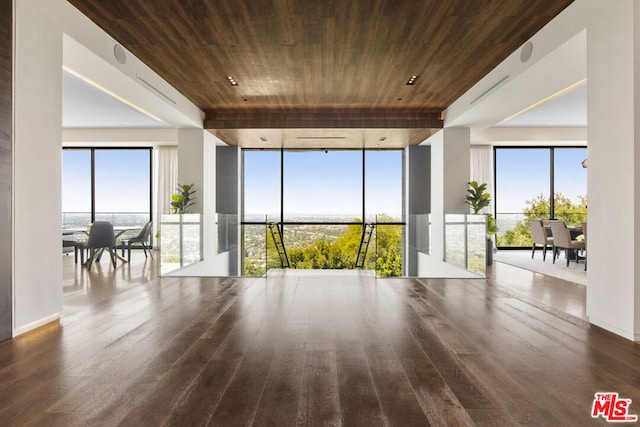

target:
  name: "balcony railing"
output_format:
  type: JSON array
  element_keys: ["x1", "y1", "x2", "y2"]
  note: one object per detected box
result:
[
  {"x1": 62, "y1": 212, "x2": 150, "y2": 229},
  {"x1": 242, "y1": 216, "x2": 405, "y2": 277},
  {"x1": 443, "y1": 214, "x2": 487, "y2": 277},
  {"x1": 495, "y1": 211, "x2": 587, "y2": 248}
]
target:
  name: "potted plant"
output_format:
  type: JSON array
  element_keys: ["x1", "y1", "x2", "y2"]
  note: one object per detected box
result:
[
  {"x1": 171, "y1": 183, "x2": 196, "y2": 214},
  {"x1": 162, "y1": 183, "x2": 200, "y2": 268},
  {"x1": 465, "y1": 181, "x2": 498, "y2": 265}
]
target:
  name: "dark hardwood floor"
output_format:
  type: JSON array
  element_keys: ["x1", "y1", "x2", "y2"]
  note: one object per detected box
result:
[{"x1": 0, "y1": 253, "x2": 637, "y2": 426}]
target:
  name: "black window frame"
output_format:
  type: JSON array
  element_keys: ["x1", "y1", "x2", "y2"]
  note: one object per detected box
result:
[
  {"x1": 493, "y1": 145, "x2": 587, "y2": 249},
  {"x1": 62, "y1": 146, "x2": 153, "y2": 226}
]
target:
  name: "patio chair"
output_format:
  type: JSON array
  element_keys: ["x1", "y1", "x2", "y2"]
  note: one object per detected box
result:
[
  {"x1": 120, "y1": 221, "x2": 154, "y2": 262},
  {"x1": 85, "y1": 221, "x2": 117, "y2": 270},
  {"x1": 549, "y1": 220, "x2": 585, "y2": 267},
  {"x1": 529, "y1": 219, "x2": 554, "y2": 261}
]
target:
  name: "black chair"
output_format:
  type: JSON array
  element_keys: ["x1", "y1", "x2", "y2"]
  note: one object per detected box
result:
[
  {"x1": 85, "y1": 221, "x2": 117, "y2": 270},
  {"x1": 121, "y1": 221, "x2": 154, "y2": 262}
]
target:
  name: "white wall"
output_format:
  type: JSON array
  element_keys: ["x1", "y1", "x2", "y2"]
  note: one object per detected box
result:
[
  {"x1": 176, "y1": 129, "x2": 230, "y2": 275},
  {"x1": 585, "y1": 0, "x2": 640, "y2": 340},
  {"x1": 13, "y1": 0, "x2": 64, "y2": 334},
  {"x1": 62, "y1": 3, "x2": 203, "y2": 129}
]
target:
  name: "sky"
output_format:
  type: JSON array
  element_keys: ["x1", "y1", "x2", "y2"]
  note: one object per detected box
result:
[
  {"x1": 62, "y1": 147, "x2": 587, "y2": 219},
  {"x1": 244, "y1": 150, "x2": 403, "y2": 218},
  {"x1": 62, "y1": 149, "x2": 151, "y2": 213},
  {"x1": 495, "y1": 148, "x2": 587, "y2": 213}
]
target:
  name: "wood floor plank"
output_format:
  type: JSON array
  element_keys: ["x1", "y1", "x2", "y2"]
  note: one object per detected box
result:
[
  {"x1": 296, "y1": 349, "x2": 342, "y2": 427},
  {"x1": 5, "y1": 257, "x2": 640, "y2": 426}
]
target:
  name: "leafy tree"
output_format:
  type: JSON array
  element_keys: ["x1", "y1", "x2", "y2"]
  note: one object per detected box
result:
[{"x1": 497, "y1": 192, "x2": 587, "y2": 247}]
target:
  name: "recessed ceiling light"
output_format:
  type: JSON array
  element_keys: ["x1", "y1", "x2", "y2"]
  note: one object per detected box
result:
[
  {"x1": 406, "y1": 75, "x2": 419, "y2": 85},
  {"x1": 226, "y1": 76, "x2": 238, "y2": 86}
]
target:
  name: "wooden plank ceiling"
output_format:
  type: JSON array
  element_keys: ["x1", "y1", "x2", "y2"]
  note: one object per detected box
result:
[{"x1": 68, "y1": 0, "x2": 573, "y2": 148}]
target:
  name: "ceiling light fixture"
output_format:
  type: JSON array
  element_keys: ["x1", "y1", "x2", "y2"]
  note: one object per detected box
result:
[
  {"x1": 227, "y1": 76, "x2": 239, "y2": 86},
  {"x1": 406, "y1": 75, "x2": 419, "y2": 85},
  {"x1": 63, "y1": 65, "x2": 164, "y2": 122},
  {"x1": 502, "y1": 78, "x2": 587, "y2": 123}
]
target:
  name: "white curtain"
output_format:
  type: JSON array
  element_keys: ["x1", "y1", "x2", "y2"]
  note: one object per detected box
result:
[
  {"x1": 154, "y1": 146, "x2": 178, "y2": 248},
  {"x1": 470, "y1": 145, "x2": 494, "y2": 214}
]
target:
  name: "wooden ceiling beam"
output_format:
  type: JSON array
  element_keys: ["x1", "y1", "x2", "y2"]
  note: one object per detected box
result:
[{"x1": 204, "y1": 108, "x2": 443, "y2": 129}]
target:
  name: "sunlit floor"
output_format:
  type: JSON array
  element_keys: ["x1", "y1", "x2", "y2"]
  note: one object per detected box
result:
[
  {"x1": 62, "y1": 250, "x2": 588, "y2": 323},
  {"x1": 494, "y1": 249, "x2": 587, "y2": 286},
  {"x1": 0, "y1": 250, "x2": 631, "y2": 425}
]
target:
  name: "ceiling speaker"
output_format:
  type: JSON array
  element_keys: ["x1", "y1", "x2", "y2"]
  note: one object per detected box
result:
[
  {"x1": 114, "y1": 44, "x2": 127, "y2": 65},
  {"x1": 520, "y1": 41, "x2": 533, "y2": 63}
]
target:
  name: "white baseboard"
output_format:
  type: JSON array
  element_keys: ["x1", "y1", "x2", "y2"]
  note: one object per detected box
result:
[{"x1": 13, "y1": 313, "x2": 60, "y2": 337}]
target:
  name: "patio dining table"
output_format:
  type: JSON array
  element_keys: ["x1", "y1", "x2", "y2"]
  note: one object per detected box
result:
[{"x1": 63, "y1": 225, "x2": 142, "y2": 265}]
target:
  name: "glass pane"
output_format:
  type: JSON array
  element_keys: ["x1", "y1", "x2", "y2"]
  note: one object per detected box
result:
[
  {"x1": 495, "y1": 148, "x2": 550, "y2": 247},
  {"x1": 244, "y1": 150, "x2": 281, "y2": 220},
  {"x1": 283, "y1": 150, "x2": 362, "y2": 221},
  {"x1": 284, "y1": 223, "x2": 357, "y2": 269},
  {"x1": 554, "y1": 148, "x2": 588, "y2": 226},
  {"x1": 365, "y1": 150, "x2": 402, "y2": 222},
  {"x1": 243, "y1": 223, "x2": 267, "y2": 276},
  {"x1": 94, "y1": 149, "x2": 151, "y2": 228},
  {"x1": 62, "y1": 149, "x2": 91, "y2": 229},
  {"x1": 374, "y1": 223, "x2": 403, "y2": 277}
]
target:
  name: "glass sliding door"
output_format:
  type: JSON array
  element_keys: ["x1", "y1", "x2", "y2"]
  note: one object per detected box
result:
[
  {"x1": 243, "y1": 150, "x2": 281, "y2": 276},
  {"x1": 241, "y1": 148, "x2": 405, "y2": 276},
  {"x1": 495, "y1": 147, "x2": 587, "y2": 248},
  {"x1": 365, "y1": 150, "x2": 403, "y2": 276},
  {"x1": 94, "y1": 149, "x2": 151, "y2": 227},
  {"x1": 553, "y1": 148, "x2": 587, "y2": 226},
  {"x1": 283, "y1": 150, "x2": 362, "y2": 221},
  {"x1": 62, "y1": 148, "x2": 152, "y2": 230}
]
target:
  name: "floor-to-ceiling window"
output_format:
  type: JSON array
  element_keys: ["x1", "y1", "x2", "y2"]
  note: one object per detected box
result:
[
  {"x1": 242, "y1": 148, "x2": 403, "y2": 276},
  {"x1": 494, "y1": 146, "x2": 587, "y2": 248},
  {"x1": 62, "y1": 148, "x2": 153, "y2": 230}
]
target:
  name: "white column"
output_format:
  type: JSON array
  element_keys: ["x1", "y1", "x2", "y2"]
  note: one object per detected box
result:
[
  {"x1": 585, "y1": 0, "x2": 640, "y2": 340},
  {"x1": 177, "y1": 129, "x2": 217, "y2": 258},
  {"x1": 430, "y1": 127, "x2": 470, "y2": 261},
  {"x1": 13, "y1": 0, "x2": 64, "y2": 334}
]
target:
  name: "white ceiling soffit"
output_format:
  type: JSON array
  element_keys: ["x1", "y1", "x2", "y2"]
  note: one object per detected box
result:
[
  {"x1": 62, "y1": 1, "x2": 204, "y2": 129},
  {"x1": 442, "y1": 0, "x2": 588, "y2": 135},
  {"x1": 496, "y1": 83, "x2": 586, "y2": 127},
  {"x1": 62, "y1": 69, "x2": 172, "y2": 129}
]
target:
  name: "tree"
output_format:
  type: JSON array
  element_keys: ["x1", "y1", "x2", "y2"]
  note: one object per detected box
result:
[{"x1": 497, "y1": 192, "x2": 587, "y2": 247}]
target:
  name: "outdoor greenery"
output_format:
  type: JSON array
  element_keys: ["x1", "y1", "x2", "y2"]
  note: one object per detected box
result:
[
  {"x1": 245, "y1": 215, "x2": 403, "y2": 277},
  {"x1": 465, "y1": 181, "x2": 498, "y2": 236},
  {"x1": 497, "y1": 192, "x2": 588, "y2": 247}
]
